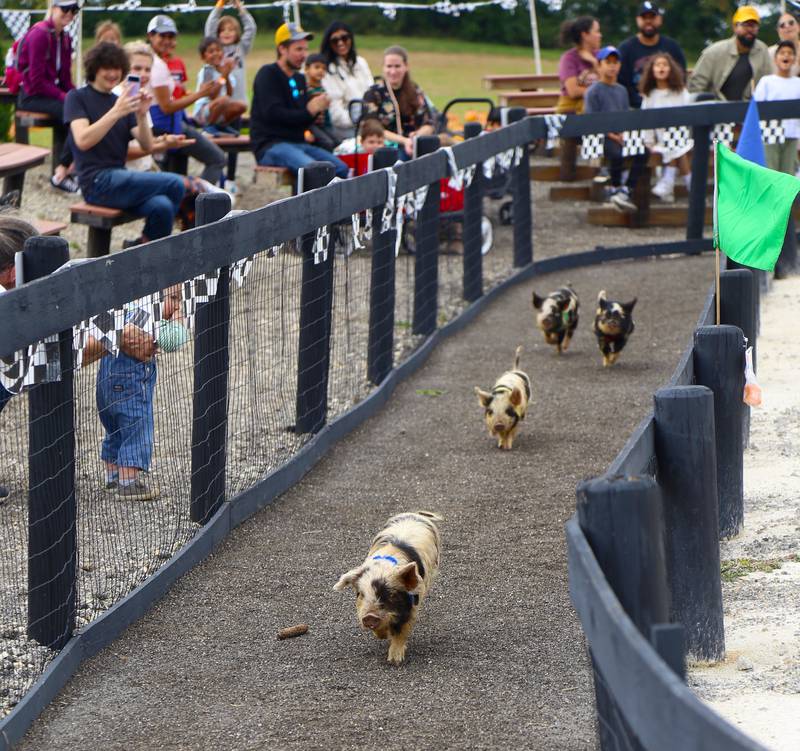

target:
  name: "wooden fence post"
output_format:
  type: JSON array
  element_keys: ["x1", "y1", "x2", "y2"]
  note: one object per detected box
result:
[
  {"x1": 693, "y1": 325, "x2": 745, "y2": 539},
  {"x1": 686, "y1": 125, "x2": 710, "y2": 242},
  {"x1": 190, "y1": 192, "x2": 232, "y2": 525},
  {"x1": 719, "y1": 269, "x2": 755, "y2": 447},
  {"x1": 507, "y1": 107, "x2": 532, "y2": 268},
  {"x1": 462, "y1": 121, "x2": 484, "y2": 303},
  {"x1": 577, "y1": 474, "x2": 669, "y2": 751},
  {"x1": 24, "y1": 236, "x2": 76, "y2": 650},
  {"x1": 367, "y1": 148, "x2": 398, "y2": 386},
  {"x1": 295, "y1": 161, "x2": 336, "y2": 433},
  {"x1": 412, "y1": 135, "x2": 441, "y2": 336},
  {"x1": 654, "y1": 385, "x2": 725, "y2": 662}
]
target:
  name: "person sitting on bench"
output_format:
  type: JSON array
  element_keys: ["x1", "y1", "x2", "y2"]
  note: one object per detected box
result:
[
  {"x1": 65, "y1": 42, "x2": 185, "y2": 245},
  {"x1": 250, "y1": 22, "x2": 348, "y2": 178}
]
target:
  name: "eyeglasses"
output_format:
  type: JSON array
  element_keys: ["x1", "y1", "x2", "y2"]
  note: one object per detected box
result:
[
  {"x1": 330, "y1": 34, "x2": 351, "y2": 45},
  {"x1": 288, "y1": 76, "x2": 300, "y2": 99},
  {"x1": 779, "y1": 20, "x2": 797, "y2": 28}
]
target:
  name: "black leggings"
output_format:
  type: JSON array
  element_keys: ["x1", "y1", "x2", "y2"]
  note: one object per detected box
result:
[
  {"x1": 604, "y1": 139, "x2": 648, "y2": 191},
  {"x1": 17, "y1": 93, "x2": 73, "y2": 168}
]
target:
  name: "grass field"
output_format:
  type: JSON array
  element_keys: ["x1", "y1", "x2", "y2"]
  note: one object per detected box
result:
[{"x1": 25, "y1": 34, "x2": 558, "y2": 148}]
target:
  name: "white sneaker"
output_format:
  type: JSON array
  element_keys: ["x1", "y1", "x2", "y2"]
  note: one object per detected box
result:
[
  {"x1": 652, "y1": 176, "x2": 675, "y2": 203},
  {"x1": 224, "y1": 179, "x2": 238, "y2": 195},
  {"x1": 610, "y1": 187, "x2": 637, "y2": 213}
]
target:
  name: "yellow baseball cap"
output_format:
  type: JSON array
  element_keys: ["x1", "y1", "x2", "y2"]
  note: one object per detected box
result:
[
  {"x1": 733, "y1": 6, "x2": 760, "y2": 25},
  {"x1": 275, "y1": 22, "x2": 313, "y2": 46}
]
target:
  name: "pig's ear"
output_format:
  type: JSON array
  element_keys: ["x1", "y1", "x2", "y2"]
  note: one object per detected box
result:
[
  {"x1": 622, "y1": 297, "x2": 637, "y2": 314},
  {"x1": 532, "y1": 292, "x2": 544, "y2": 310},
  {"x1": 597, "y1": 290, "x2": 608, "y2": 307},
  {"x1": 396, "y1": 562, "x2": 420, "y2": 593},
  {"x1": 334, "y1": 564, "x2": 367, "y2": 592},
  {"x1": 475, "y1": 387, "x2": 493, "y2": 408},
  {"x1": 510, "y1": 387, "x2": 522, "y2": 407}
]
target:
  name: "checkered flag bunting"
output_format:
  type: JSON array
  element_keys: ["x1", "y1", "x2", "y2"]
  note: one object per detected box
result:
[
  {"x1": 581, "y1": 133, "x2": 604, "y2": 161},
  {"x1": 712, "y1": 123, "x2": 735, "y2": 147},
  {"x1": 760, "y1": 120, "x2": 785, "y2": 145},
  {"x1": 0, "y1": 10, "x2": 30, "y2": 41},
  {"x1": 622, "y1": 130, "x2": 647, "y2": 157},
  {"x1": 107, "y1": 0, "x2": 142, "y2": 9},
  {"x1": 0, "y1": 337, "x2": 59, "y2": 394},
  {"x1": 313, "y1": 225, "x2": 330, "y2": 264},
  {"x1": 661, "y1": 126, "x2": 693, "y2": 154},
  {"x1": 544, "y1": 114, "x2": 567, "y2": 150}
]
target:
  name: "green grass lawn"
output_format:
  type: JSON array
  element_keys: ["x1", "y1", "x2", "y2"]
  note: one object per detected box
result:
[{"x1": 26, "y1": 34, "x2": 558, "y2": 147}]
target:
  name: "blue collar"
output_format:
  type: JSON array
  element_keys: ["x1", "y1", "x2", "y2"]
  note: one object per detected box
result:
[{"x1": 372, "y1": 554, "x2": 398, "y2": 565}]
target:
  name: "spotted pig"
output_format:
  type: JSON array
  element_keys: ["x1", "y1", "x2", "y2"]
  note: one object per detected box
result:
[
  {"x1": 593, "y1": 290, "x2": 637, "y2": 367},
  {"x1": 532, "y1": 286, "x2": 579, "y2": 354}
]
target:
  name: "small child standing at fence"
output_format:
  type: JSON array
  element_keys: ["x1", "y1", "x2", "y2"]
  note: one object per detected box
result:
[
  {"x1": 754, "y1": 41, "x2": 800, "y2": 176},
  {"x1": 639, "y1": 52, "x2": 692, "y2": 203},
  {"x1": 97, "y1": 285, "x2": 188, "y2": 501},
  {"x1": 193, "y1": 37, "x2": 247, "y2": 134},
  {"x1": 584, "y1": 46, "x2": 649, "y2": 214}
]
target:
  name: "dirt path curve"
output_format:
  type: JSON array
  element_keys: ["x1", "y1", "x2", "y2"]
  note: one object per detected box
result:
[{"x1": 16, "y1": 253, "x2": 713, "y2": 751}]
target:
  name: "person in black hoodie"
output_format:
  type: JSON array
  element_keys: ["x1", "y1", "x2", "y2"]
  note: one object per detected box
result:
[{"x1": 250, "y1": 22, "x2": 348, "y2": 178}]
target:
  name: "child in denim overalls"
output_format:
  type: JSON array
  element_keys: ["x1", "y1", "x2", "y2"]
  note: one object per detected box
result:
[{"x1": 96, "y1": 285, "x2": 185, "y2": 501}]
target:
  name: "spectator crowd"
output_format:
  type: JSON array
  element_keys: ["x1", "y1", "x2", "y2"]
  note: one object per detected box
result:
[{"x1": 1, "y1": 1, "x2": 798, "y2": 498}]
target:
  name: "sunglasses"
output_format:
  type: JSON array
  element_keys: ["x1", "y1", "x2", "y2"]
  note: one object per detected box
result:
[
  {"x1": 60, "y1": 4, "x2": 80, "y2": 14},
  {"x1": 779, "y1": 20, "x2": 797, "y2": 28},
  {"x1": 330, "y1": 34, "x2": 351, "y2": 45},
  {"x1": 288, "y1": 76, "x2": 300, "y2": 99}
]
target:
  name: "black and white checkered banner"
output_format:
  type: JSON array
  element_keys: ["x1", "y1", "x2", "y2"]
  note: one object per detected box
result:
[
  {"x1": 442, "y1": 146, "x2": 476, "y2": 191},
  {"x1": 660, "y1": 126, "x2": 693, "y2": 154},
  {"x1": 0, "y1": 10, "x2": 30, "y2": 41},
  {"x1": 107, "y1": 0, "x2": 143, "y2": 9},
  {"x1": 712, "y1": 122, "x2": 735, "y2": 148},
  {"x1": 581, "y1": 133, "x2": 604, "y2": 161},
  {"x1": 622, "y1": 130, "x2": 647, "y2": 157},
  {"x1": 544, "y1": 114, "x2": 567, "y2": 150},
  {"x1": 313, "y1": 225, "x2": 330, "y2": 264},
  {"x1": 760, "y1": 119, "x2": 785, "y2": 145},
  {"x1": 380, "y1": 167, "x2": 398, "y2": 234},
  {"x1": 483, "y1": 146, "x2": 523, "y2": 179}
]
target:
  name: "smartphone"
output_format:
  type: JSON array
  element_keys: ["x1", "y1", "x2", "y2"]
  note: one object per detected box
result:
[{"x1": 126, "y1": 74, "x2": 140, "y2": 97}]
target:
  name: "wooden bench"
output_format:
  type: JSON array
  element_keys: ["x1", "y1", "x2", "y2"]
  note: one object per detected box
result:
[
  {"x1": 498, "y1": 91, "x2": 559, "y2": 108},
  {"x1": 14, "y1": 110, "x2": 64, "y2": 176},
  {"x1": 0, "y1": 142, "x2": 49, "y2": 201},
  {"x1": 253, "y1": 165, "x2": 296, "y2": 193},
  {"x1": 211, "y1": 134, "x2": 251, "y2": 183},
  {"x1": 70, "y1": 202, "x2": 138, "y2": 258},
  {"x1": 483, "y1": 73, "x2": 560, "y2": 91},
  {"x1": 34, "y1": 219, "x2": 68, "y2": 236}
]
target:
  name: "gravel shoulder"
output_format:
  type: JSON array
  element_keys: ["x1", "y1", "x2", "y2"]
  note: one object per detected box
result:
[{"x1": 689, "y1": 276, "x2": 800, "y2": 751}]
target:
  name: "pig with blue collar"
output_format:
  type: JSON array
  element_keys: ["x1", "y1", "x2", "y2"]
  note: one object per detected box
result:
[
  {"x1": 593, "y1": 290, "x2": 637, "y2": 367},
  {"x1": 334, "y1": 511, "x2": 443, "y2": 665},
  {"x1": 474, "y1": 345, "x2": 531, "y2": 450}
]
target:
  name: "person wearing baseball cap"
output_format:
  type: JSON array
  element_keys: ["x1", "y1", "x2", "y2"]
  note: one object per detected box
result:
[
  {"x1": 16, "y1": 0, "x2": 83, "y2": 193},
  {"x1": 617, "y1": 2, "x2": 687, "y2": 107},
  {"x1": 688, "y1": 5, "x2": 771, "y2": 101},
  {"x1": 249, "y1": 22, "x2": 348, "y2": 178}
]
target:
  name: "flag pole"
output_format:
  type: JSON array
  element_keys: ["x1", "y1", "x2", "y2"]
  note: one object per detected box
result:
[{"x1": 713, "y1": 139, "x2": 720, "y2": 325}]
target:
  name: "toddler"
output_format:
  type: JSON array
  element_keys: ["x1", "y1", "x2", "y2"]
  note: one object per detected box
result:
[
  {"x1": 97, "y1": 286, "x2": 188, "y2": 501},
  {"x1": 304, "y1": 53, "x2": 338, "y2": 150},
  {"x1": 194, "y1": 36, "x2": 247, "y2": 133}
]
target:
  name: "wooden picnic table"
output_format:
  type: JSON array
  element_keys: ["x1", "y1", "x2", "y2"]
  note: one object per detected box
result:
[
  {"x1": 498, "y1": 90, "x2": 559, "y2": 108},
  {"x1": 483, "y1": 73, "x2": 560, "y2": 91},
  {"x1": 0, "y1": 86, "x2": 16, "y2": 106},
  {"x1": 0, "y1": 142, "x2": 50, "y2": 199}
]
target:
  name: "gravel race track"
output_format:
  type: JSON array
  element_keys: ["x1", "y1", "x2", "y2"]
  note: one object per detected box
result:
[{"x1": 15, "y1": 240, "x2": 714, "y2": 750}]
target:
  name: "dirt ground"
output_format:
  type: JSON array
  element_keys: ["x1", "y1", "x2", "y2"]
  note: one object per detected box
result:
[{"x1": 13, "y1": 249, "x2": 716, "y2": 750}]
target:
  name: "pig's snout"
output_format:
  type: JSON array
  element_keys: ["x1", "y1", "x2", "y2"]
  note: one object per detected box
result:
[
  {"x1": 493, "y1": 422, "x2": 506, "y2": 434},
  {"x1": 362, "y1": 613, "x2": 381, "y2": 630}
]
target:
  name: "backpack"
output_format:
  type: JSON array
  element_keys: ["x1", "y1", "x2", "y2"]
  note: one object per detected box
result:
[{"x1": 2, "y1": 22, "x2": 53, "y2": 96}]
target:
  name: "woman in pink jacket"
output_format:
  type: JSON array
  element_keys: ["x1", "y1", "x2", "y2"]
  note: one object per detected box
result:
[{"x1": 17, "y1": 0, "x2": 80, "y2": 192}]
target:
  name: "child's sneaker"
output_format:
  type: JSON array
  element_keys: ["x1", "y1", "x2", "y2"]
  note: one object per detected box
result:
[
  {"x1": 651, "y1": 176, "x2": 675, "y2": 203},
  {"x1": 610, "y1": 187, "x2": 637, "y2": 213},
  {"x1": 104, "y1": 479, "x2": 118, "y2": 491},
  {"x1": 116, "y1": 479, "x2": 160, "y2": 501},
  {"x1": 50, "y1": 175, "x2": 80, "y2": 194},
  {"x1": 224, "y1": 179, "x2": 238, "y2": 195}
]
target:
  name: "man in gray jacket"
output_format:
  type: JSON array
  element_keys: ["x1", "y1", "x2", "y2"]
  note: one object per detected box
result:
[{"x1": 689, "y1": 5, "x2": 772, "y2": 100}]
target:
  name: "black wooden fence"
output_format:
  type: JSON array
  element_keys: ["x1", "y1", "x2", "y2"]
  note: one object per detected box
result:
[{"x1": 0, "y1": 99, "x2": 796, "y2": 749}]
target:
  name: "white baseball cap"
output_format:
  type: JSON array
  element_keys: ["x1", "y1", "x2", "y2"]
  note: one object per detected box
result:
[{"x1": 147, "y1": 15, "x2": 178, "y2": 35}]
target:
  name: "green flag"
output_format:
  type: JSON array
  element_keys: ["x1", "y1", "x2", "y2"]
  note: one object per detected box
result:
[{"x1": 715, "y1": 141, "x2": 800, "y2": 271}]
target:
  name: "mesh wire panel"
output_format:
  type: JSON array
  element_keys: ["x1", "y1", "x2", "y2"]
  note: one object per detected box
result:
[
  {"x1": 226, "y1": 244, "x2": 306, "y2": 498},
  {"x1": 327, "y1": 227, "x2": 373, "y2": 417}
]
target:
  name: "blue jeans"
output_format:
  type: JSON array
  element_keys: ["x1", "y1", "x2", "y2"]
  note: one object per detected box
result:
[
  {"x1": 96, "y1": 352, "x2": 157, "y2": 471},
  {"x1": 85, "y1": 169, "x2": 186, "y2": 241},
  {"x1": 257, "y1": 141, "x2": 349, "y2": 179}
]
